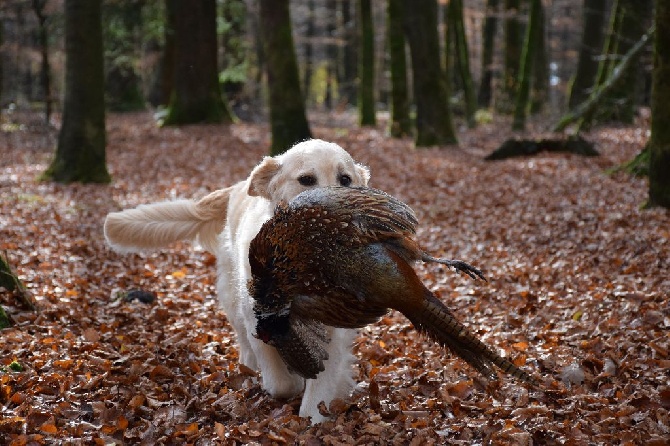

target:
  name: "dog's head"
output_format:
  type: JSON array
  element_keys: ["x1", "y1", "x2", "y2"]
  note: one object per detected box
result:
[{"x1": 247, "y1": 139, "x2": 370, "y2": 205}]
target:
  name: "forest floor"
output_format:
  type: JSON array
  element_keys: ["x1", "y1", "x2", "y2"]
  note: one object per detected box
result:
[{"x1": 0, "y1": 110, "x2": 668, "y2": 445}]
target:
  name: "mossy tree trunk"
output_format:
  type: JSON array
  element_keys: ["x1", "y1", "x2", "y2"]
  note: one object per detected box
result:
[
  {"x1": 478, "y1": 0, "x2": 499, "y2": 108},
  {"x1": 447, "y1": 0, "x2": 477, "y2": 128},
  {"x1": 648, "y1": 0, "x2": 670, "y2": 208},
  {"x1": 259, "y1": 0, "x2": 312, "y2": 155},
  {"x1": 498, "y1": 0, "x2": 522, "y2": 113},
  {"x1": 163, "y1": 0, "x2": 233, "y2": 125},
  {"x1": 358, "y1": 0, "x2": 376, "y2": 126},
  {"x1": 403, "y1": 0, "x2": 457, "y2": 147},
  {"x1": 387, "y1": 0, "x2": 411, "y2": 137},
  {"x1": 512, "y1": 0, "x2": 541, "y2": 131},
  {"x1": 42, "y1": 0, "x2": 110, "y2": 184},
  {"x1": 567, "y1": 0, "x2": 607, "y2": 109}
]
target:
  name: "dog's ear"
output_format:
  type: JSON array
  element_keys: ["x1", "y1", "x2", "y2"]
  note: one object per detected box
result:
[
  {"x1": 355, "y1": 163, "x2": 371, "y2": 186},
  {"x1": 248, "y1": 157, "x2": 281, "y2": 199}
]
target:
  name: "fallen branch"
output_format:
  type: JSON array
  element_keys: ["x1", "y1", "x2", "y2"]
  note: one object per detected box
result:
[{"x1": 485, "y1": 135, "x2": 598, "y2": 160}]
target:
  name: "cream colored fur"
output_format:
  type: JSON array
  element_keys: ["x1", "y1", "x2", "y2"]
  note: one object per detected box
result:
[{"x1": 104, "y1": 139, "x2": 370, "y2": 423}]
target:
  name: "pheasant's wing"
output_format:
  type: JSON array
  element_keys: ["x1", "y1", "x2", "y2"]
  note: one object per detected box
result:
[
  {"x1": 266, "y1": 316, "x2": 330, "y2": 379},
  {"x1": 290, "y1": 187, "x2": 419, "y2": 253}
]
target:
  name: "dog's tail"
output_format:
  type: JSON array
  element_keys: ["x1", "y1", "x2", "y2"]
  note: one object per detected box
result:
[{"x1": 104, "y1": 187, "x2": 232, "y2": 254}]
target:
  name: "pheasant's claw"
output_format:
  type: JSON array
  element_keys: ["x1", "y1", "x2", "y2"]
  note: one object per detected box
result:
[{"x1": 422, "y1": 254, "x2": 487, "y2": 281}]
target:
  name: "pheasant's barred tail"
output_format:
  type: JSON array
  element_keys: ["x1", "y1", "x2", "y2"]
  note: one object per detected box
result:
[{"x1": 405, "y1": 291, "x2": 538, "y2": 387}]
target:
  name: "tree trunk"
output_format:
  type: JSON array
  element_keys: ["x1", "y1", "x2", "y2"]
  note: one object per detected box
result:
[
  {"x1": 448, "y1": 0, "x2": 477, "y2": 128},
  {"x1": 147, "y1": 0, "x2": 176, "y2": 107},
  {"x1": 303, "y1": 0, "x2": 315, "y2": 103},
  {"x1": 530, "y1": 0, "x2": 548, "y2": 113},
  {"x1": 339, "y1": 0, "x2": 358, "y2": 106},
  {"x1": 478, "y1": 0, "x2": 499, "y2": 108},
  {"x1": 259, "y1": 0, "x2": 312, "y2": 155},
  {"x1": 567, "y1": 0, "x2": 607, "y2": 109},
  {"x1": 403, "y1": 0, "x2": 457, "y2": 146},
  {"x1": 648, "y1": 0, "x2": 670, "y2": 208},
  {"x1": 512, "y1": 0, "x2": 541, "y2": 131},
  {"x1": 358, "y1": 0, "x2": 376, "y2": 126},
  {"x1": 387, "y1": 0, "x2": 411, "y2": 137},
  {"x1": 163, "y1": 0, "x2": 233, "y2": 125},
  {"x1": 498, "y1": 0, "x2": 522, "y2": 113},
  {"x1": 42, "y1": 0, "x2": 110, "y2": 184},
  {"x1": 32, "y1": 0, "x2": 51, "y2": 124},
  {"x1": 324, "y1": 0, "x2": 338, "y2": 110}
]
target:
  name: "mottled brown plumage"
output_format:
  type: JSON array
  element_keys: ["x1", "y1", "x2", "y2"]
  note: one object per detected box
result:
[{"x1": 248, "y1": 186, "x2": 536, "y2": 385}]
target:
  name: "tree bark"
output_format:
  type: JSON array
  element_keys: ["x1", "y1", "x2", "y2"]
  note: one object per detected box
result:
[
  {"x1": 648, "y1": 0, "x2": 670, "y2": 208},
  {"x1": 220, "y1": 0, "x2": 248, "y2": 98},
  {"x1": 42, "y1": 0, "x2": 110, "y2": 184},
  {"x1": 512, "y1": 0, "x2": 541, "y2": 131},
  {"x1": 498, "y1": 0, "x2": 522, "y2": 113},
  {"x1": 448, "y1": 0, "x2": 477, "y2": 128},
  {"x1": 358, "y1": 0, "x2": 376, "y2": 126},
  {"x1": 478, "y1": 0, "x2": 499, "y2": 108},
  {"x1": 163, "y1": 0, "x2": 233, "y2": 125},
  {"x1": 259, "y1": 0, "x2": 312, "y2": 155},
  {"x1": 339, "y1": 0, "x2": 358, "y2": 106},
  {"x1": 530, "y1": 0, "x2": 548, "y2": 113},
  {"x1": 567, "y1": 0, "x2": 607, "y2": 109},
  {"x1": 387, "y1": 0, "x2": 411, "y2": 137},
  {"x1": 403, "y1": 0, "x2": 457, "y2": 146}
]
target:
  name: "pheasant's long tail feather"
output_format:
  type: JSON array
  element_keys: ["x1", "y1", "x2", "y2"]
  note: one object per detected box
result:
[{"x1": 403, "y1": 291, "x2": 538, "y2": 386}]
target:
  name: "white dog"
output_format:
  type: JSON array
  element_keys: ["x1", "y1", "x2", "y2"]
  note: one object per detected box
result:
[{"x1": 104, "y1": 139, "x2": 371, "y2": 422}]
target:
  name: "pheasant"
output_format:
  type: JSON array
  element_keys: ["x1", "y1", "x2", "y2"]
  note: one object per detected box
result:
[{"x1": 248, "y1": 186, "x2": 536, "y2": 385}]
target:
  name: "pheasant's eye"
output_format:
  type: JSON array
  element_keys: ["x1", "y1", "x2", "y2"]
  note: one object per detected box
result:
[
  {"x1": 338, "y1": 174, "x2": 352, "y2": 186},
  {"x1": 298, "y1": 175, "x2": 317, "y2": 186}
]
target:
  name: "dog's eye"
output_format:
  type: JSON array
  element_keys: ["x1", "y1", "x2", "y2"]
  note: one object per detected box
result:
[
  {"x1": 338, "y1": 174, "x2": 352, "y2": 186},
  {"x1": 298, "y1": 175, "x2": 317, "y2": 186}
]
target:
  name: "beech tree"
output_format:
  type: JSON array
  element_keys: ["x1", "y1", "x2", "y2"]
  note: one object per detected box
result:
[
  {"x1": 568, "y1": 0, "x2": 607, "y2": 109},
  {"x1": 513, "y1": 0, "x2": 541, "y2": 130},
  {"x1": 499, "y1": 0, "x2": 522, "y2": 112},
  {"x1": 162, "y1": 0, "x2": 233, "y2": 125},
  {"x1": 259, "y1": 0, "x2": 312, "y2": 155},
  {"x1": 358, "y1": 0, "x2": 376, "y2": 126},
  {"x1": 387, "y1": 0, "x2": 410, "y2": 137},
  {"x1": 42, "y1": 0, "x2": 110, "y2": 183},
  {"x1": 447, "y1": 0, "x2": 476, "y2": 128},
  {"x1": 403, "y1": 0, "x2": 457, "y2": 146},
  {"x1": 478, "y1": 0, "x2": 499, "y2": 108}
]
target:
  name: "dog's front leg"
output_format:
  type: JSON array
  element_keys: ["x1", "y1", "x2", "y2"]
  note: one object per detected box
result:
[{"x1": 299, "y1": 328, "x2": 357, "y2": 423}]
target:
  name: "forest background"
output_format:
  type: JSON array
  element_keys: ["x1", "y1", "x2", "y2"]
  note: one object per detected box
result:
[{"x1": 0, "y1": 0, "x2": 668, "y2": 444}]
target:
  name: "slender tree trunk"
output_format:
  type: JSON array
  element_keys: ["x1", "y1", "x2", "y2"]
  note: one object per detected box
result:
[
  {"x1": 568, "y1": 0, "x2": 607, "y2": 109},
  {"x1": 478, "y1": 0, "x2": 499, "y2": 108},
  {"x1": 0, "y1": 24, "x2": 3, "y2": 111},
  {"x1": 448, "y1": 0, "x2": 477, "y2": 128},
  {"x1": 499, "y1": 0, "x2": 522, "y2": 113},
  {"x1": 324, "y1": 0, "x2": 338, "y2": 109},
  {"x1": 259, "y1": 0, "x2": 312, "y2": 155},
  {"x1": 387, "y1": 0, "x2": 411, "y2": 137},
  {"x1": 42, "y1": 0, "x2": 110, "y2": 183},
  {"x1": 163, "y1": 0, "x2": 233, "y2": 125},
  {"x1": 220, "y1": 0, "x2": 248, "y2": 98},
  {"x1": 358, "y1": 0, "x2": 376, "y2": 126},
  {"x1": 340, "y1": 0, "x2": 358, "y2": 106},
  {"x1": 649, "y1": 0, "x2": 670, "y2": 208},
  {"x1": 403, "y1": 0, "x2": 457, "y2": 146},
  {"x1": 530, "y1": 0, "x2": 548, "y2": 113},
  {"x1": 32, "y1": 0, "x2": 51, "y2": 124},
  {"x1": 512, "y1": 0, "x2": 540, "y2": 131},
  {"x1": 303, "y1": 0, "x2": 315, "y2": 103}
]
